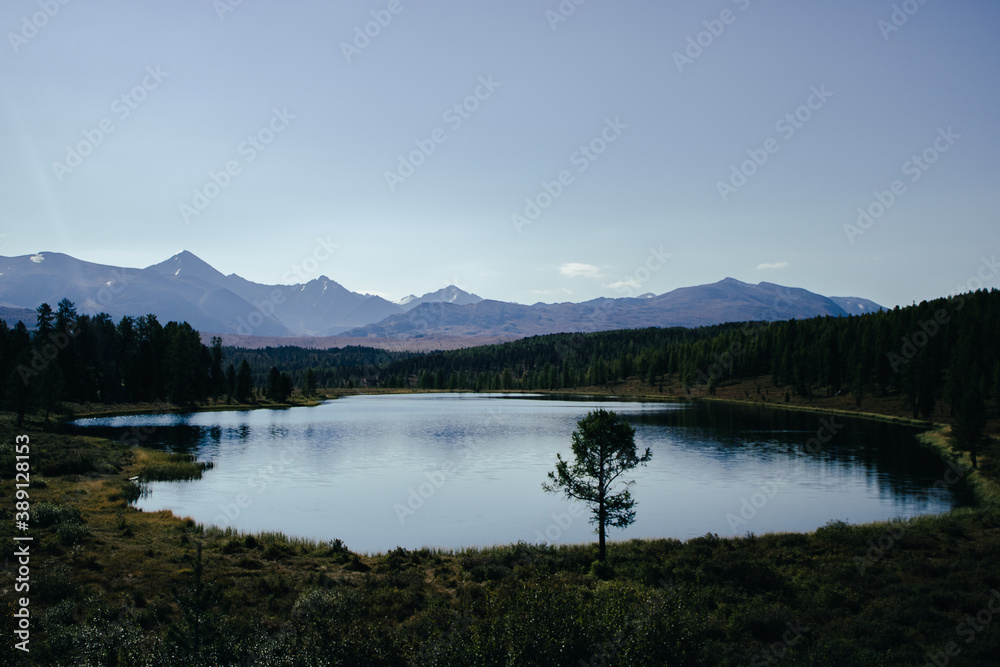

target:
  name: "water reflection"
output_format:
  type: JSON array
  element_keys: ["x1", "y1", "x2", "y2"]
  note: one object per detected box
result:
[{"x1": 65, "y1": 395, "x2": 970, "y2": 553}]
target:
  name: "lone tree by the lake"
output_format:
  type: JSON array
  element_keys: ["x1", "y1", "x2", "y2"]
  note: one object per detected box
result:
[{"x1": 542, "y1": 408, "x2": 652, "y2": 562}]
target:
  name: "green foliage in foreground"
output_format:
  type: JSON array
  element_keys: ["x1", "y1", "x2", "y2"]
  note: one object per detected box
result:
[
  {"x1": 6, "y1": 515, "x2": 1000, "y2": 666},
  {"x1": 2, "y1": 417, "x2": 999, "y2": 666}
]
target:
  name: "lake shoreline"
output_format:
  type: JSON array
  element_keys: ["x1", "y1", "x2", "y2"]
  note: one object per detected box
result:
[
  {"x1": 59, "y1": 386, "x2": 995, "y2": 515},
  {"x1": 59, "y1": 397, "x2": 327, "y2": 421},
  {"x1": 66, "y1": 391, "x2": 980, "y2": 548},
  {"x1": 60, "y1": 386, "x2": 935, "y2": 427}
]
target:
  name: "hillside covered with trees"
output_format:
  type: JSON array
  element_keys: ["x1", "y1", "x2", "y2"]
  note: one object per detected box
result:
[{"x1": 376, "y1": 289, "x2": 1000, "y2": 422}]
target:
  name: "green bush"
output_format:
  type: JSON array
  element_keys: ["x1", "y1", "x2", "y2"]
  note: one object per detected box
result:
[
  {"x1": 589, "y1": 558, "x2": 615, "y2": 580},
  {"x1": 31, "y1": 501, "x2": 81, "y2": 527},
  {"x1": 57, "y1": 521, "x2": 89, "y2": 546}
]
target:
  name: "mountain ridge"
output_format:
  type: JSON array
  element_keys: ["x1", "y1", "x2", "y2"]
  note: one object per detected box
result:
[
  {"x1": 0, "y1": 251, "x2": 884, "y2": 341},
  {"x1": 398, "y1": 285, "x2": 483, "y2": 311}
]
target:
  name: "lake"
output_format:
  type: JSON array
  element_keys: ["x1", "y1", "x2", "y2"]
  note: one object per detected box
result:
[{"x1": 66, "y1": 393, "x2": 969, "y2": 554}]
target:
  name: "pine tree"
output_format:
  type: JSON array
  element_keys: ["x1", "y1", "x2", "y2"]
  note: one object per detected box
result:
[
  {"x1": 210, "y1": 337, "x2": 225, "y2": 398},
  {"x1": 36, "y1": 364, "x2": 64, "y2": 421},
  {"x1": 225, "y1": 364, "x2": 237, "y2": 400},
  {"x1": 235, "y1": 360, "x2": 254, "y2": 403},
  {"x1": 266, "y1": 366, "x2": 292, "y2": 402},
  {"x1": 6, "y1": 323, "x2": 33, "y2": 426},
  {"x1": 303, "y1": 368, "x2": 317, "y2": 398},
  {"x1": 501, "y1": 368, "x2": 513, "y2": 390},
  {"x1": 34, "y1": 303, "x2": 54, "y2": 338},
  {"x1": 6, "y1": 361, "x2": 32, "y2": 427},
  {"x1": 543, "y1": 409, "x2": 652, "y2": 562}
]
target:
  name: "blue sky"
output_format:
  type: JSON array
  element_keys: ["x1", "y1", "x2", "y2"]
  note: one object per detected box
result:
[{"x1": 1, "y1": 0, "x2": 998, "y2": 307}]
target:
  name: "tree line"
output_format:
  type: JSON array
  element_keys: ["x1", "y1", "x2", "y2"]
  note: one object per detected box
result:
[
  {"x1": 374, "y1": 289, "x2": 1000, "y2": 419},
  {"x1": 222, "y1": 345, "x2": 414, "y2": 391},
  {"x1": 0, "y1": 299, "x2": 297, "y2": 423}
]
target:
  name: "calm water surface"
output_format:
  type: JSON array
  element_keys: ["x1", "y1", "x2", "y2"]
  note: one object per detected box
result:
[{"x1": 67, "y1": 394, "x2": 968, "y2": 553}]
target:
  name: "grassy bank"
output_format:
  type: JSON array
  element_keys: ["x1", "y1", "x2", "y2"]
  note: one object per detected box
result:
[
  {"x1": 60, "y1": 395, "x2": 326, "y2": 421},
  {"x1": 2, "y1": 389, "x2": 999, "y2": 665}
]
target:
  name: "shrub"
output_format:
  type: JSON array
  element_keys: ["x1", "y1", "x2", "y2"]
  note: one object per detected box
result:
[
  {"x1": 57, "y1": 521, "x2": 89, "y2": 546},
  {"x1": 589, "y1": 559, "x2": 615, "y2": 580},
  {"x1": 32, "y1": 502, "x2": 81, "y2": 527}
]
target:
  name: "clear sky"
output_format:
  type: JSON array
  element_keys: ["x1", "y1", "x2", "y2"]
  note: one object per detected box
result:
[{"x1": 1, "y1": 0, "x2": 998, "y2": 307}]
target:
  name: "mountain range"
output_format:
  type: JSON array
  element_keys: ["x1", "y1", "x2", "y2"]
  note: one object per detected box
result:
[{"x1": 0, "y1": 251, "x2": 882, "y2": 343}]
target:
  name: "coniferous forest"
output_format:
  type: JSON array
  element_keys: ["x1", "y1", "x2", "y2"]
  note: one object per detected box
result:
[
  {"x1": 373, "y1": 290, "x2": 1000, "y2": 420},
  {"x1": 0, "y1": 299, "x2": 411, "y2": 420},
  {"x1": 3, "y1": 289, "x2": 999, "y2": 427}
]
